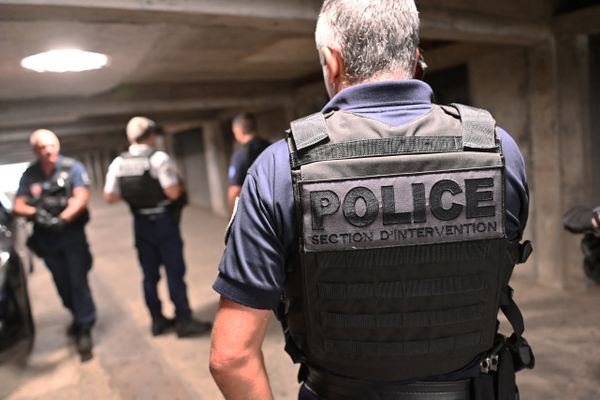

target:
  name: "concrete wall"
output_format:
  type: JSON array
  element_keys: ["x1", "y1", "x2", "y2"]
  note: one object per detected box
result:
[
  {"x1": 468, "y1": 46, "x2": 537, "y2": 279},
  {"x1": 172, "y1": 128, "x2": 211, "y2": 209}
]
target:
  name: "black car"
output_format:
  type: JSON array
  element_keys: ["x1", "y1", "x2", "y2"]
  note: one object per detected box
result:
[{"x1": 0, "y1": 193, "x2": 34, "y2": 363}]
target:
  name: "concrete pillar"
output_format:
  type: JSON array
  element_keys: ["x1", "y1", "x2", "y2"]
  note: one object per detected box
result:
[
  {"x1": 91, "y1": 151, "x2": 104, "y2": 190},
  {"x1": 528, "y1": 34, "x2": 593, "y2": 288},
  {"x1": 528, "y1": 43, "x2": 564, "y2": 287},
  {"x1": 202, "y1": 121, "x2": 228, "y2": 217},
  {"x1": 554, "y1": 33, "x2": 593, "y2": 287},
  {"x1": 81, "y1": 153, "x2": 94, "y2": 187}
]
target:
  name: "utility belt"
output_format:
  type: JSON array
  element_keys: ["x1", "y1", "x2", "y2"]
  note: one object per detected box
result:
[
  {"x1": 305, "y1": 368, "x2": 470, "y2": 400},
  {"x1": 303, "y1": 333, "x2": 534, "y2": 400},
  {"x1": 133, "y1": 206, "x2": 170, "y2": 218}
]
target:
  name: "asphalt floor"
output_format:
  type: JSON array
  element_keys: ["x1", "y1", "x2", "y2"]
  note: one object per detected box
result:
[{"x1": 1, "y1": 192, "x2": 599, "y2": 399}]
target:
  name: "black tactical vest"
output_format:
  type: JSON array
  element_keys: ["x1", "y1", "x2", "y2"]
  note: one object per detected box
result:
[
  {"x1": 33, "y1": 157, "x2": 90, "y2": 228},
  {"x1": 117, "y1": 149, "x2": 169, "y2": 210},
  {"x1": 282, "y1": 104, "x2": 526, "y2": 382}
]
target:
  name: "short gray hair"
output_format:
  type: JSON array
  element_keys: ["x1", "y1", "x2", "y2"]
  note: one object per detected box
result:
[{"x1": 315, "y1": 0, "x2": 420, "y2": 83}]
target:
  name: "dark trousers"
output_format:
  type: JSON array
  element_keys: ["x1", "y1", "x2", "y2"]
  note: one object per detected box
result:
[
  {"x1": 133, "y1": 213, "x2": 191, "y2": 319},
  {"x1": 40, "y1": 226, "x2": 96, "y2": 326}
]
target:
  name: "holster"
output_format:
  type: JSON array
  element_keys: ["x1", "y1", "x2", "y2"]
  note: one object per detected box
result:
[{"x1": 473, "y1": 334, "x2": 534, "y2": 400}]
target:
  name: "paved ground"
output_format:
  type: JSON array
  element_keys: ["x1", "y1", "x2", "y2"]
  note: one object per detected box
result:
[{"x1": 1, "y1": 192, "x2": 600, "y2": 399}]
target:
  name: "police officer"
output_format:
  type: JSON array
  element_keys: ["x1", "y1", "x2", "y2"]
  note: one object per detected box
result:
[
  {"x1": 13, "y1": 129, "x2": 95, "y2": 362},
  {"x1": 104, "y1": 116, "x2": 211, "y2": 338},
  {"x1": 227, "y1": 112, "x2": 270, "y2": 213},
  {"x1": 210, "y1": 1, "x2": 534, "y2": 399}
]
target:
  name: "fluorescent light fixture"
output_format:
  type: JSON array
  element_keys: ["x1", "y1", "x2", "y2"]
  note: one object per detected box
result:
[{"x1": 21, "y1": 48, "x2": 109, "y2": 73}]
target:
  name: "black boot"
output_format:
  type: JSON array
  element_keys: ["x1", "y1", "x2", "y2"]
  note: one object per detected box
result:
[
  {"x1": 66, "y1": 321, "x2": 77, "y2": 337},
  {"x1": 175, "y1": 316, "x2": 212, "y2": 338},
  {"x1": 151, "y1": 315, "x2": 175, "y2": 336},
  {"x1": 76, "y1": 326, "x2": 93, "y2": 362}
]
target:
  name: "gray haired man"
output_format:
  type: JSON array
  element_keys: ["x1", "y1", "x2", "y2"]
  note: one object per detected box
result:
[{"x1": 210, "y1": 1, "x2": 533, "y2": 399}]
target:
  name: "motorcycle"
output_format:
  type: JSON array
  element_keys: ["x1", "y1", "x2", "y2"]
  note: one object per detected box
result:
[{"x1": 562, "y1": 205, "x2": 600, "y2": 283}]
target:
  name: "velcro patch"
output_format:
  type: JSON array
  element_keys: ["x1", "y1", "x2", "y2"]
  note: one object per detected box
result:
[{"x1": 301, "y1": 169, "x2": 504, "y2": 252}]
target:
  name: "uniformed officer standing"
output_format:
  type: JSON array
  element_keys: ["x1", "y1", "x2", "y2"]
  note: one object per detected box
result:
[
  {"x1": 227, "y1": 112, "x2": 270, "y2": 213},
  {"x1": 104, "y1": 116, "x2": 211, "y2": 338},
  {"x1": 210, "y1": 1, "x2": 534, "y2": 399},
  {"x1": 13, "y1": 129, "x2": 96, "y2": 362}
]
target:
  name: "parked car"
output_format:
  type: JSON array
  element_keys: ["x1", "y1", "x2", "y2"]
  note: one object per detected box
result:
[{"x1": 0, "y1": 192, "x2": 34, "y2": 363}]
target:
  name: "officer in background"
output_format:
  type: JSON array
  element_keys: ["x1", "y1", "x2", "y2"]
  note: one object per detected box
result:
[
  {"x1": 210, "y1": 1, "x2": 534, "y2": 399},
  {"x1": 227, "y1": 112, "x2": 270, "y2": 213},
  {"x1": 104, "y1": 116, "x2": 211, "y2": 338},
  {"x1": 13, "y1": 129, "x2": 95, "y2": 362}
]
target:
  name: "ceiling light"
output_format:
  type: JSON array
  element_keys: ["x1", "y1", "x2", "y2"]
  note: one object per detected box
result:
[{"x1": 21, "y1": 49, "x2": 109, "y2": 73}]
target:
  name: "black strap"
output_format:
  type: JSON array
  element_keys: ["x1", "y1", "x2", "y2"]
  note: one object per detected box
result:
[
  {"x1": 499, "y1": 287, "x2": 523, "y2": 337},
  {"x1": 450, "y1": 103, "x2": 497, "y2": 150},
  {"x1": 498, "y1": 288, "x2": 535, "y2": 371},
  {"x1": 290, "y1": 112, "x2": 329, "y2": 151}
]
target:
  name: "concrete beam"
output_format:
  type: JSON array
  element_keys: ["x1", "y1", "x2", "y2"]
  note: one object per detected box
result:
[
  {"x1": 0, "y1": 0, "x2": 320, "y2": 33},
  {"x1": 0, "y1": 123, "x2": 127, "y2": 143},
  {"x1": 553, "y1": 5, "x2": 600, "y2": 35},
  {"x1": 420, "y1": 8, "x2": 552, "y2": 46},
  {"x1": 425, "y1": 43, "x2": 513, "y2": 72},
  {"x1": 0, "y1": 2, "x2": 553, "y2": 43},
  {"x1": 0, "y1": 0, "x2": 320, "y2": 19},
  {"x1": 0, "y1": 93, "x2": 292, "y2": 130}
]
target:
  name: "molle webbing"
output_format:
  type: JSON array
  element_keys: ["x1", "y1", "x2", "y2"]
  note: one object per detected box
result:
[
  {"x1": 318, "y1": 273, "x2": 485, "y2": 300},
  {"x1": 284, "y1": 105, "x2": 512, "y2": 382},
  {"x1": 321, "y1": 303, "x2": 483, "y2": 330},
  {"x1": 290, "y1": 136, "x2": 464, "y2": 167}
]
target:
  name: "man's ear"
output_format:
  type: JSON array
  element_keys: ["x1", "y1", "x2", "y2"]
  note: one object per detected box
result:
[
  {"x1": 412, "y1": 47, "x2": 421, "y2": 78},
  {"x1": 320, "y1": 45, "x2": 343, "y2": 85}
]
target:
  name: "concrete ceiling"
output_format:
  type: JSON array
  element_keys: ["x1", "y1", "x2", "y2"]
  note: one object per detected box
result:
[
  {"x1": 0, "y1": 0, "x2": 564, "y2": 164},
  {"x1": 0, "y1": 0, "x2": 325, "y2": 163}
]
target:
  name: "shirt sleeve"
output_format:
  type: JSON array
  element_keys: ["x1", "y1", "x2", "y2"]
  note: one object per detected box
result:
[
  {"x1": 214, "y1": 140, "x2": 296, "y2": 310},
  {"x1": 69, "y1": 161, "x2": 91, "y2": 189},
  {"x1": 16, "y1": 167, "x2": 33, "y2": 197},
  {"x1": 498, "y1": 128, "x2": 529, "y2": 241},
  {"x1": 152, "y1": 151, "x2": 180, "y2": 189},
  {"x1": 103, "y1": 157, "x2": 122, "y2": 194}
]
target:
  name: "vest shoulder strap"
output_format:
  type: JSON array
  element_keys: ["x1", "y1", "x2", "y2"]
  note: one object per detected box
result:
[
  {"x1": 445, "y1": 103, "x2": 497, "y2": 150},
  {"x1": 290, "y1": 112, "x2": 329, "y2": 151}
]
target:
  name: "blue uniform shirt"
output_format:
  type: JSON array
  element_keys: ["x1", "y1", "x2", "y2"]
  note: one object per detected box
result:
[
  {"x1": 214, "y1": 80, "x2": 529, "y2": 311},
  {"x1": 228, "y1": 137, "x2": 271, "y2": 187},
  {"x1": 17, "y1": 155, "x2": 90, "y2": 197}
]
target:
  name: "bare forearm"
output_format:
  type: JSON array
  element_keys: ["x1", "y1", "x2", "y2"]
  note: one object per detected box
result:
[
  {"x1": 163, "y1": 183, "x2": 183, "y2": 201},
  {"x1": 210, "y1": 298, "x2": 273, "y2": 400},
  {"x1": 12, "y1": 197, "x2": 36, "y2": 218},
  {"x1": 211, "y1": 352, "x2": 273, "y2": 400},
  {"x1": 103, "y1": 191, "x2": 122, "y2": 204}
]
